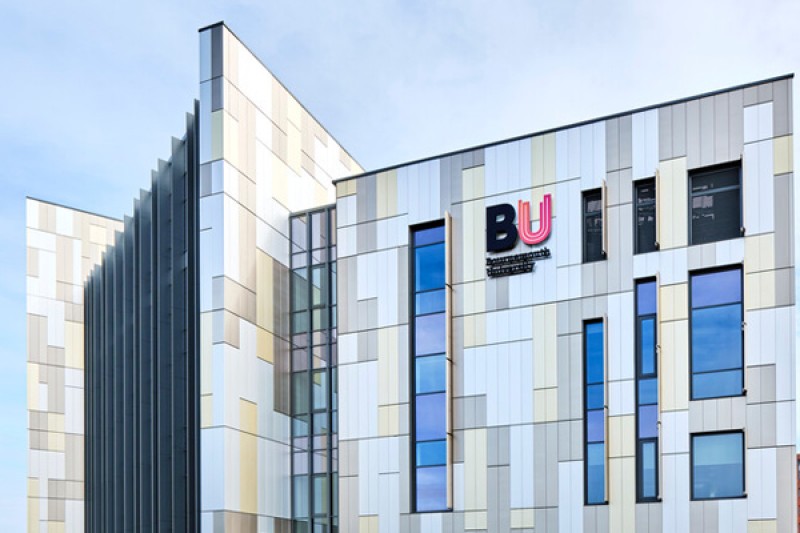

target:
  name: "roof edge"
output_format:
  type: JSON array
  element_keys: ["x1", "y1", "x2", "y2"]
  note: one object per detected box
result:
[
  {"x1": 333, "y1": 73, "x2": 794, "y2": 184},
  {"x1": 26, "y1": 196, "x2": 123, "y2": 223}
]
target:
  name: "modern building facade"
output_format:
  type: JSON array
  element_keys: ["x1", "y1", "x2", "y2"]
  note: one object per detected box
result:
[{"x1": 26, "y1": 21, "x2": 796, "y2": 533}]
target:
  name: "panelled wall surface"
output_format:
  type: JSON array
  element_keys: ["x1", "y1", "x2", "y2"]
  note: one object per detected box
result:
[
  {"x1": 26, "y1": 199, "x2": 123, "y2": 533},
  {"x1": 196, "y1": 22, "x2": 361, "y2": 532},
  {"x1": 84, "y1": 110, "x2": 200, "y2": 532},
  {"x1": 334, "y1": 76, "x2": 795, "y2": 533}
]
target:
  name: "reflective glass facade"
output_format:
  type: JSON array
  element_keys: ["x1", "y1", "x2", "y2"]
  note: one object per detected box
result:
[
  {"x1": 584, "y1": 320, "x2": 605, "y2": 505},
  {"x1": 636, "y1": 280, "x2": 659, "y2": 501}
]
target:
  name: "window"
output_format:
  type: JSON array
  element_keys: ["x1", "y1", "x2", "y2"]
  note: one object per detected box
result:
[
  {"x1": 635, "y1": 179, "x2": 657, "y2": 254},
  {"x1": 412, "y1": 223, "x2": 449, "y2": 512},
  {"x1": 636, "y1": 280, "x2": 659, "y2": 501},
  {"x1": 691, "y1": 432, "x2": 744, "y2": 500},
  {"x1": 583, "y1": 189, "x2": 604, "y2": 262},
  {"x1": 690, "y1": 268, "x2": 743, "y2": 400},
  {"x1": 584, "y1": 320, "x2": 606, "y2": 504},
  {"x1": 689, "y1": 163, "x2": 741, "y2": 245}
]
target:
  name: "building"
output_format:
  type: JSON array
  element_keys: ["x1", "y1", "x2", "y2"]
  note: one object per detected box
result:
[{"x1": 26, "y1": 21, "x2": 796, "y2": 533}]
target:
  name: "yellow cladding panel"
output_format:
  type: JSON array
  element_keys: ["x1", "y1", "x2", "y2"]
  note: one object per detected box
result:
[
  {"x1": 773, "y1": 135, "x2": 793, "y2": 175},
  {"x1": 463, "y1": 315, "x2": 486, "y2": 348},
  {"x1": 201, "y1": 395, "x2": 213, "y2": 428},
  {"x1": 744, "y1": 234, "x2": 775, "y2": 274},
  {"x1": 376, "y1": 172, "x2": 388, "y2": 219},
  {"x1": 660, "y1": 321, "x2": 689, "y2": 411},
  {"x1": 28, "y1": 478, "x2": 39, "y2": 498},
  {"x1": 359, "y1": 515, "x2": 378, "y2": 533},
  {"x1": 608, "y1": 415, "x2": 635, "y2": 458},
  {"x1": 256, "y1": 251, "x2": 274, "y2": 331},
  {"x1": 378, "y1": 327, "x2": 399, "y2": 406},
  {"x1": 462, "y1": 200, "x2": 486, "y2": 282},
  {"x1": 745, "y1": 271, "x2": 776, "y2": 311},
  {"x1": 257, "y1": 327, "x2": 274, "y2": 364},
  {"x1": 465, "y1": 511, "x2": 488, "y2": 530},
  {"x1": 88, "y1": 224, "x2": 107, "y2": 245},
  {"x1": 533, "y1": 388, "x2": 558, "y2": 423},
  {"x1": 336, "y1": 181, "x2": 350, "y2": 198},
  {"x1": 510, "y1": 508, "x2": 535, "y2": 529},
  {"x1": 240, "y1": 431, "x2": 257, "y2": 514},
  {"x1": 378, "y1": 405, "x2": 399, "y2": 437},
  {"x1": 240, "y1": 398, "x2": 257, "y2": 434},
  {"x1": 48, "y1": 413, "x2": 65, "y2": 433},
  {"x1": 287, "y1": 123, "x2": 301, "y2": 174},
  {"x1": 47, "y1": 520, "x2": 65, "y2": 533},
  {"x1": 608, "y1": 457, "x2": 636, "y2": 532},
  {"x1": 462, "y1": 166, "x2": 485, "y2": 202},
  {"x1": 27, "y1": 363, "x2": 39, "y2": 410},
  {"x1": 531, "y1": 134, "x2": 557, "y2": 187},
  {"x1": 64, "y1": 322, "x2": 84, "y2": 370},
  {"x1": 658, "y1": 158, "x2": 688, "y2": 249},
  {"x1": 660, "y1": 283, "x2": 688, "y2": 322},
  {"x1": 533, "y1": 304, "x2": 557, "y2": 389},
  {"x1": 747, "y1": 520, "x2": 777, "y2": 533},
  {"x1": 48, "y1": 431, "x2": 65, "y2": 452},
  {"x1": 28, "y1": 496, "x2": 39, "y2": 532},
  {"x1": 272, "y1": 155, "x2": 289, "y2": 207},
  {"x1": 464, "y1": 428, "x2": 487, "y2": 510}
]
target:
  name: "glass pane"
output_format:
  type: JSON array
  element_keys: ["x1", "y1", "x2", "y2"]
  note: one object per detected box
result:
[
  {"x1": 313, "y1": 474, "x2": 328, "y2": 516},
  {"x1": 691, "y1": 304, "x2": 742, "y2": 372},
  {"x1": 293, "y1": 373, "x2": 309, "y2": 414},
  {"x1": 640, "y1": 441, "x2": 657, "y2": 499},
  {"x1": 311, "y1": 266, "x2": 326, "y2": 306},
  {"x1": 312, "y1": 370, "x2": 327, "y2": 411},
  {"x1": 691, "y1": 165, "x2": 740, "y2": 192},
  {"x1": 414, "y1": 225, "x2": 445, "y2": 246},
  {"x1": 293, "y1": 311, "x2": 309, "y2": 335},
  {"x1": 293, "y1": 415, "x2": 308, "y2": 438},
  {"x1": 638, "y1": 378, "x2": 658, "y2": 406},
  {"x1": 637, "y1": 281, "x2": 657, "y2": 316},
  {"x1": 292, "y1": 216, "x2": 307, "y2": 249},
  {"x1": 416, "y1": 440, "x2": 446, "y2": 467},
  {"x1": 691, "y1": 188, "x2": 741, "y2": 244},
  {"x1": 415, "y1": 393, "x2": 446, "y2": 441},
  {"x1": 415, "y1": 313, "x2": 446, "y2": 355},
  {"x1": 586, "y1": 410, "x2": 605, "y2": 443},
  {"x1": 638, "y1": 405, "x2": 658, "y2": 439},
  {"x1": 585, "y1": 322, "x2": 604, "y2": 384},
  {"x1": 635, "y1": 181, "x2": 657, "y2": 254},
  {"x1": 415, "y1": 243, "x2": 445, "y2": 292},
  {"x1": 416, "y1": 289, "x2": 446, "y2": 315},
  {"x1": 293, "y1": 475, "x2": 309, "y2": 519},
  {"x1": 693, "y1": 369, "x2": 743, "y2": 400},
  {"x1": 586, "y1": 443, "x2": 605, "y2": 504},
  {"x1": 312, "y1": 308, "x2": 328, "y2": 332},
  {"x1": 584, "y1": 213, "x2": 603, "y2": 262},
  {"x1": 415, "y1": 354, "x2": 446, "y2": 394},
  {"x1": 639, "y1": 318, "x2": 656, "y2": 375},
  {"x1": 292, "y1": 268, "x2": 308, "y2": 311},
  {"x1": 586, "y1": 384, "x2": 604, "y2": 410},
  {"x1": 416, "y1": 465, "x2": 447, "y2": 511},
  {"x1": 691, "y1": 269, "x2": 741, "y2": 308},
  {"x1": 693, "y1": 433, "x2": 743, "y2": 499}
]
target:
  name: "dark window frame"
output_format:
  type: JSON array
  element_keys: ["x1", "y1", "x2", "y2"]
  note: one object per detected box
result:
[
  {"x1": 688, "y1": 161, "x2": 743, "y2": 246},
  {"x1": 583, "y1": 318, "x2": 607, "y2": 506},
  {"x1": 409, "y1": 219, "x2": 451, "y2": 514},
  {"x1": 690, "y1": 430, "x2": 746, "y2": 501},
  {"x1": 689, "y1": 265, "x2": 745, "y2": 401},
  {"x1": 583, "y1": 189, "x2": 605, "y2": 263},
  {"x1": 635, "y1": 278, "x2": 660, "y2": 502},
  {"x1": 634, "y1": 178, "x2": 658, "y2": 254}
]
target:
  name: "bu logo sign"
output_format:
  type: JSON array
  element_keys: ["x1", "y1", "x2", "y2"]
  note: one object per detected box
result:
[{"x1": 486, "y1": 194, "x2": 553, "y2": 252}]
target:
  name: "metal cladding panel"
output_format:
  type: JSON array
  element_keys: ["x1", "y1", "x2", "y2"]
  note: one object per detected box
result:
[
  {"x1": 83, "y1": 109, "x2": 200, "y2": 532},
  {"x1": 334, "y1": 77, "x2": 794, "y2": 533}
]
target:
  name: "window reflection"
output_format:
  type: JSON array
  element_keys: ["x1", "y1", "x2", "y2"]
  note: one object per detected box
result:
[
  {"x1": 584, "y1": 320, "x2": 605, "y2": 504},
  {"x1": 692, "y1": 432, "x2": 744, "y2": 499}
]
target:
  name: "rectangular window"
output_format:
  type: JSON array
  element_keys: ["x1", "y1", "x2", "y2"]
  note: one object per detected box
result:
[
  {"x1": 691, "y1": 432, "x2": 744, "y2": 500},
  {"x1": 583, "y1": 189, "x2": 604, "y2": 262},
  {"x1": 635, "y1": 179, "x2": 657, "y2": 254},
  {"x1": 636, "y1": 280, "x2": 659, "y2": 501},
  {"x1": 690, "y1": 267, "x2": 743, "y2": 400},
  {"x1": 690, "y1": 163, "x2": 742, "y2": 245},
  {"x1": 584, "y1": 320, "x2": 606, "y2": 505},
  {"x1": 412, "y1": 222, "x2": 449, "y2": 512}
]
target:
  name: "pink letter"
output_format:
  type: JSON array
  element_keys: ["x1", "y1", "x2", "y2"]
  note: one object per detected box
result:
[{"x1": 518, "y1": 194, "x2": 552, "y2": 245}]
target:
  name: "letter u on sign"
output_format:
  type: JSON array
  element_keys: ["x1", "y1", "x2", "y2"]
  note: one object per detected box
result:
[{"x1": 517, "y1": 194, "x2": 552, "y2": 245}]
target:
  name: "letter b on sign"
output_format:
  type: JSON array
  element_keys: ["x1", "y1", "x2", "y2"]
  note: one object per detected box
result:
[{"x1": 486, "y1": 204, "x2": 517, "y2": 252}]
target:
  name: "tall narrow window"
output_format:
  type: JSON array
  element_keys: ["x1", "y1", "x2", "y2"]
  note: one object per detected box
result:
[
  {"x1": 636, "y1": 280, "x2": 659, "y2": 501},
  {"x1": 690, "y1": 267, "x2": 743, "y2": 400},
  {"x1": 635, "y1": 179, "x2": 657, "y2": 254},
  {"x1": 583, "y1": 189, "x2": 604, "y2": 262},
  {"x1": 689, "y1": 163, "x2": 742, "y2": 245},
  {"x1": 584, "y1": 320, "x2": 606, "y2": 505},
  {"x1": 412, "y1": 223, "x2": 449, "y2": 512}
]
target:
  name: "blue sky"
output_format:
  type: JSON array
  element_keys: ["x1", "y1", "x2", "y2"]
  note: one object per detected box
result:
[{"x1": 1, "y1": 1, "x2": 799, "y2": 530}]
